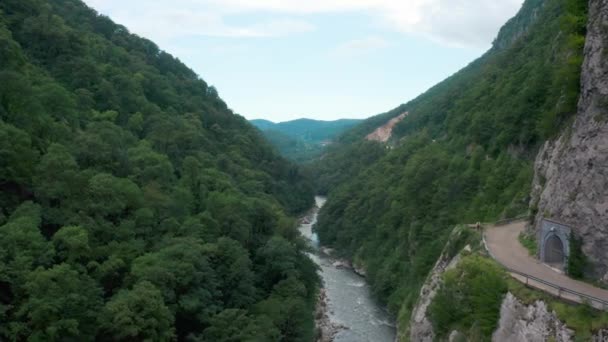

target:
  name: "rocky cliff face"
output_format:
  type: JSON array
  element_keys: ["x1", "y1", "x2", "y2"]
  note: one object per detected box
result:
[
  {"x1": 531, "y1": 0, "x2": 608, "y2": 280},
  {"x1": 407, "y1": 244, "x2": 467, "y2": 341},
  {"x1": 492, "y1": 0, "x2": 544, "y2": 50},
  {"x1": 494, "y1": 293, "x2": 608, "y2": 342},
  {"x1": 493, "y1": 293, "x2": 573, "y2": 342}
]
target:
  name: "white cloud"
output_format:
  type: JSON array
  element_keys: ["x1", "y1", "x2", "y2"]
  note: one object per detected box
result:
[
  {"x1": 206, "y1": 0, "x2": 524, "y2": 47},
  {"x1": 84, "y1": 0, "x2": 524, "y2": 47},
  {"x1": 85, "y1": 1, "x2": 314, "y2": 42}
]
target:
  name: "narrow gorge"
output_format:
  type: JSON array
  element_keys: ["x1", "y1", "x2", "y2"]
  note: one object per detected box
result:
[{"x1": 300, "y1": 197, "x2": 396, "y2": 342}]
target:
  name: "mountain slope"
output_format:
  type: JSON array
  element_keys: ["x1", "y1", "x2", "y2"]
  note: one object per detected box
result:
[
  {"x1": 249, "y1": 119, "x2": 276, "y2": 130},
  {"x1": 312, "y1": 0, "x2": 587, "y2": 337},
  {"x1": 251, "y1": 118, "x2": 361, "y2": 162},
  {"x1": 531, "y1": 0, "x2": 608, "y2": 280},
  {"x1": 0, "y1": 0, "x2": 316, "y2": 340},
  {"x1": 252, "y1": 118, "x2": 362, "y2": 142}
]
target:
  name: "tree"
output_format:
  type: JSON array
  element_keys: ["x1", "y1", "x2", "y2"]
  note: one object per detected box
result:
[
  {"x1": 33, "y1": 143, "x2": 79, "y2": 202},
  {"x1": 254, "y1": 278, "x2": 313, "y2": 342},
  {"x1": 199, "y1": 309, "x2": 279, "y2": 342},
  {"x1": 0, "y1": 121, "x2": 38, "y2": 186},
  {"x1": 74, "y1": 121, "x2": 135, "y2": 174},
  {"x1": 85, "y1": 173, "x2": 142, "y2": 219},
  {"x1": 203, "y1": 238, "x2": 256, "y2": 308},
  {"x1": 567, "y1": 234, "x2": 588, "y2": 279},
  {"x1": 52, "y1": 226, "x2": 90, "y2": 264},
  {"x1": 0, "y1": 202, "x2": 53, "y2": 282},
  {"x1": 98, "y1": 281, "x2": 175, "y2": 342},
  {"x1": 33, "y1": 143, "x2": 82, "y2": 228},
  {"x1": 429, "y1": 256, "x2": 507, "y2": 340},
  {"x1": 0, "y1": 21, "x2": 25, "y2": 70},
  {"x1": 127, "y1": 112, "x2": 144, "y2": 135},
  {"x1": 18, "y1": 263, "x2": 103, "y2": 341},
  {"x1": 254, "y1": 236, "x2": 298, "y2": 293},
  {"x1": 130, "y1": 239, "x2": 220, "y2": 336},
  {"x1": 127, "y1": 141, "x2": 175, "y2": 188},
  {"x1": 36, "y1": 83, "x2": 78, "y2": 125}
]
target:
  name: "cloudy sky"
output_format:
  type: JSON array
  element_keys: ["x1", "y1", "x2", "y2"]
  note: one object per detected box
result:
[{"x1": 84, "y1": 0, "x2": 524, "y2": 122}]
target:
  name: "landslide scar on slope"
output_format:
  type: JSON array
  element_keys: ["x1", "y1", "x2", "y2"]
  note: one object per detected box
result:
[{"x1": 366, "y1": 112, "x2": 408, "y2": 142}]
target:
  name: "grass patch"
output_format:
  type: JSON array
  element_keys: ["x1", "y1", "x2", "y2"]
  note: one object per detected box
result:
[
  {"x1": 518, "y1": 231, "x2": 538, "y2": 256},
  {"x1": 429, "y1": 255, "x2": 508, "y2": 340}
]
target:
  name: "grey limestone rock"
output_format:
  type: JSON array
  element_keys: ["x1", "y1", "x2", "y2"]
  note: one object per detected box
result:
[
  {"x1": 492, "y1": 293, "x2": 573, "y2": 342},
  {"x1": 531, "y1": 0, "x2": 608, "y2": 280}
]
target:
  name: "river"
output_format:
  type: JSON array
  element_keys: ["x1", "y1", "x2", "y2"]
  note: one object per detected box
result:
[{"x1": 299, "y1": 196, "x2": 396, "y2": 342}]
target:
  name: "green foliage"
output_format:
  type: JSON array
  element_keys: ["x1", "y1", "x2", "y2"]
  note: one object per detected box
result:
[
  {"x1": 0, "y1": 202, "x2": 53, "y2": 283},
  {"x1": 568, "y1": 234, "x2": 588, "y2": 279},
  {"x1": 18, "y1": 264, "x2": 103, "y2": 341},
  {"x1": 98, "y1": 281, "x2": 175, "y2": 341},
  {"x1": 200, "y1": 309, "x2": 279, "y2": 342},
  {"x1": 0, "y1": 0, "x2": 317, "y2": 340},
  {"x1": 312, "y1": 0, "x2": 587, "y2": 335},
  {"x1": 53, "y1": 226, "x2": 90, "y2": 263},
  {"x1": 0, "y1": 121, "x2": 39, "y2": 186},
  {"x1": 251, "y1": 118, "x2": 361, "y2": 144},
  {"x1": 552, "y1": 302, "x2": 608, "y2": 341},
  {"x1": 444, "y1": 226, "x2": 481, "y2": 260},
  {"x1": 254, "y1": 277, "x2": 316, "y2": 342},
  {"x1": 429, "y1": 256, "x2": 508, "y2": 340},
  {"x1": 251, "y1": 118, "x2": 361, "y2": 163},
  {"x1": 518, "y1": 231, "x2": 538, "y2": 256}
]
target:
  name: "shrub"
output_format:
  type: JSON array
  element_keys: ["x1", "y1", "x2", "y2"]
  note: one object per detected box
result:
[{"x1": 429, "y1": 255, "x2": 508, "y2": 340}]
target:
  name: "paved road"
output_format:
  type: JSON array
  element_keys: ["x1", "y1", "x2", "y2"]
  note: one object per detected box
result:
[{"x1": 485, "y1": 221, "x2": 608, "y2": 309}]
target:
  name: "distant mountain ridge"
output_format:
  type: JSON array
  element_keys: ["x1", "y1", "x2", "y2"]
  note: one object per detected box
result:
[
  {"x1": 250, "y1": 118, "x2": 362, "y2": 162},
  {"x1": 251, "y1": 118, "x2": 362, "y2": 142}
]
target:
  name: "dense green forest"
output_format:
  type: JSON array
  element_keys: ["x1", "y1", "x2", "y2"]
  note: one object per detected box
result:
[
  {"x1": 313, "y1": 0, "x2": 587, "y2": 331},
  {"x1": 250, "y1": 119, "x2": 361, "y2": 162},
  {"x1": 0, "y1": 0, "x2": 318, "y2": 341}
]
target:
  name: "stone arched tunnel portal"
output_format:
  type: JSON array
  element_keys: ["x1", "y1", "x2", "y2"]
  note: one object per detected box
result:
[{"x1": 539, "y1": 219, "x2": 571, "y2": 270}]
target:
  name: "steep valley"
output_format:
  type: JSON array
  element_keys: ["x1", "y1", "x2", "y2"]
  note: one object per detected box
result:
[
  {"x1": 310, "y1": 0, "x2": 608, "y2": 340},
  {"x1": 1, "y1": 0, "x2": 608, "y2": 340}
]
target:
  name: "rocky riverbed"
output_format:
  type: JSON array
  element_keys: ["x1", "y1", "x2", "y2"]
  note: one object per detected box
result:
[{"x1": 300, "y1": 196, "x2": 396, "y2": 342}]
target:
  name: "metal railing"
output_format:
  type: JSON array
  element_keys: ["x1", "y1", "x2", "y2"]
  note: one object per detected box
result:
[
  {"x1": 481, "y1": 223, "x2": 608, "y2": 311},
  {"x1": 505, "y1": 268, "x2": 608, "y2": 310}
]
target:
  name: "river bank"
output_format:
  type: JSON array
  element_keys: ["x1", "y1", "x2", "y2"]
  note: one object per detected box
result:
[{"x1": 300, "y1": 196, "x2": 396, "y2": 342}]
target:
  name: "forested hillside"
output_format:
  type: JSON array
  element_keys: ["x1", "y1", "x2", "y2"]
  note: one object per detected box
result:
[
  {"x1": 313, "y1": 0, "x2": 587, "y2": 331},
  {"x1": 251, "y1": 118, "x2": 361, "y2": 162},
  {"x1": 0, "y1": 0, "x2": 317, "y2": 341}
]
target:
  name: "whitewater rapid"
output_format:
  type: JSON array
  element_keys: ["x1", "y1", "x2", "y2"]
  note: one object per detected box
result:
[{"x1": 299, "y1": 196, "x2": 396, "y2": 342}]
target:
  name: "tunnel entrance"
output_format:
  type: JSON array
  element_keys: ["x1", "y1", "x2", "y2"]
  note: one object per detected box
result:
[
  {"x1": 539, "y1": 219, "x2": 571, "y2": 271},
  {"x1": 544, "y1": 234, "x2": 565, "y2": 267}
]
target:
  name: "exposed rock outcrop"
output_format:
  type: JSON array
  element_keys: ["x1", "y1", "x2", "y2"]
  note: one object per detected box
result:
[
  {"x1": 407, "y1": 244, "x2": 466, "y2": 342},
  {"x1": 494, "y1": 292, "x2": 608, "y2": 342},
  {"x1": 493, "y1": 293, "x2": 573, "y2": 342},
  {"x1": 531, "y1": 0, "x2": 608, "y2": 280},
  {"x1": 592, "y1": 329, "x2": 608, "y2": 342},
  {"x1": 366, "y1": 112, "x2": 408, "y2": 142},
  {"x1": 492, "y1": 0, "x2": 544, "y2": 51},
  {"x1": 315, "y1": 289, "x2": 346, "y2": 342}
]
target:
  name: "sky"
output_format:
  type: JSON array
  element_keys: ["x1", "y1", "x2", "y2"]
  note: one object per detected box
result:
[{"x1": 83, "y1": 0, "x2": 525, "y2": 122}]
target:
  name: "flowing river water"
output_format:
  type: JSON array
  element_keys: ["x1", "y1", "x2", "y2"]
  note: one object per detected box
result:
[{"x1": 299, "y1": 196, "x2": 396, "y2": 342}]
